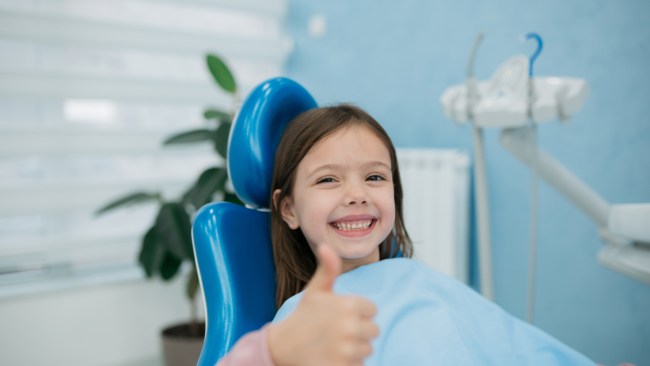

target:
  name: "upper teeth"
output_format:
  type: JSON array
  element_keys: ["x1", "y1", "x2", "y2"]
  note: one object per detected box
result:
[{"x1": 333, "y1": 220, "x2": 372, "y2": 231}]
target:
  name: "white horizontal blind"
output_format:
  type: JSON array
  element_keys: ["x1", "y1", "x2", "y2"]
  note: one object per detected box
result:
[{"x1": 0, "y1": 0, "x2": 291, "y2": 296}]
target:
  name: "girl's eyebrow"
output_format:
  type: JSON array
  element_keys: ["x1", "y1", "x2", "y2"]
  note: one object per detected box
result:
[{"x1": 307, "y1": 161, "x2": 391, "y2": 178}]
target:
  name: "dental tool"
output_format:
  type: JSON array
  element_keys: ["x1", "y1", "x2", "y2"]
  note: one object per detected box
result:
[{"x1": 522, "y1": 32, "x2": 543, "y2": 324}]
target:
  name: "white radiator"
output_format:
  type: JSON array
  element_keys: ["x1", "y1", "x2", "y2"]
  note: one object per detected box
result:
[{"x1": 396, "y1": 149, "x2": 470, "y2": 283}]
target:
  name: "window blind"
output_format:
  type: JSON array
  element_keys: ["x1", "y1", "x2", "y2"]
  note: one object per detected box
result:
[{"x1": 0, "y1": 0, "x2": 291, "y2": 296}]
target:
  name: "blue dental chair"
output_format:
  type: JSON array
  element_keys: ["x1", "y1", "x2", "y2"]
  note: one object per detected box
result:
[{"x1": 191, "y1": 77, "x2": 317, "y2": 366}]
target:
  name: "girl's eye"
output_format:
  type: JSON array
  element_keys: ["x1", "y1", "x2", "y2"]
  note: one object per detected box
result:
[
  {"x1": 366, "y1": 174, "x2": 386, "y2": 182},
  {"x1": 316, "y1": 177, "x2": 337, "y2": 184}
]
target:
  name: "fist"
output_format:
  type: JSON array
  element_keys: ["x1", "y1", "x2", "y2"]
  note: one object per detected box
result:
[{"x1": 268, "y1": 245, "x2": 379, "y2": 366}]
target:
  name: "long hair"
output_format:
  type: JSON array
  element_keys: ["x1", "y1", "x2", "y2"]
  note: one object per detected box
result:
[{"x1": 270, "y1": 104, "x2": 412, "y2": 308}]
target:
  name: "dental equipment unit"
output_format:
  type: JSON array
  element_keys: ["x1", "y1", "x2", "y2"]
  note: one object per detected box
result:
[{"x1": 440, "y1": 33, "x2": 650, "y2": 305}]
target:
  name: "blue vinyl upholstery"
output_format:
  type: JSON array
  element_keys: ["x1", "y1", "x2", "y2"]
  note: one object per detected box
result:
[{"x1": 192, "y1": 77, "x2": 317, "y2": 365}]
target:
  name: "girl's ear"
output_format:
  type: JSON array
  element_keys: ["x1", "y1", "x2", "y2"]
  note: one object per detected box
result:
[{"x1": 273, "y1": 189, "x2": 299, "y2": 229}]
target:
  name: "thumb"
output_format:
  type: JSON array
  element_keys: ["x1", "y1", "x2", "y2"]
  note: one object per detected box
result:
[{"x1": 305, "y1": 245, "x2": 341, "y2": 293}]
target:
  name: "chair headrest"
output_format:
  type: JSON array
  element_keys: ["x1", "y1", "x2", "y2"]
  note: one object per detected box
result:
[{"x1": 228, "y1": 77, "x2": 317, "y2": 208}]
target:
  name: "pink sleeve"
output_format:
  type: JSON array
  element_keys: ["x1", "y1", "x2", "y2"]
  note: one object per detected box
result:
[{"x1": 215, "y1": 324, "x2": 275, "y2": 366}]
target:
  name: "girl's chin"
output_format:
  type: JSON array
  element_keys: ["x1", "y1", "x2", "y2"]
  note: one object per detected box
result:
[
  {"x1": 337, "y1": 246, "x2": 380, "y2": 261},
  {"x1": 340, "y1": 255, "x2": 379, "y2": 272},
  {"x1": 340, "y1": 251, "x2": 375, "y2": 260}
]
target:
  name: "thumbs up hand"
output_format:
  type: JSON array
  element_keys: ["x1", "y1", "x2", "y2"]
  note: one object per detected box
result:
[{"x1": 268, "y1": 245, "x2": 379, "y2": 366}]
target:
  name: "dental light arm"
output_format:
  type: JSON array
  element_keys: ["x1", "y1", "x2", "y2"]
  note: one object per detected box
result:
[
  {"x1": 500, "y1": 126, "x2": 650, "y2": 274},
  {"x1": 501, "y1": 127, "x2": 650, "y2": 284},
  {"x1": 608, "y1": 204, "x2": 650, "y2": 244},
  {"x1": 501, "y1": 128, "x2": 650, "y2": 244},
  {"x1": 500, "y1": 128, "x2": 609, "y2": 228}
]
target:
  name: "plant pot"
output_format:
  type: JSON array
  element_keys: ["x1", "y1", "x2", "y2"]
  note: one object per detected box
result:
[{"x1": 161, "y1": 322, "x2": 205, "y2": 366}]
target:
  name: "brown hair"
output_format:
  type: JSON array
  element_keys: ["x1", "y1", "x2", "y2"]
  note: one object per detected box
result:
[{"x1": 270, "y1": 104, "x2": 412, "y2": 308}]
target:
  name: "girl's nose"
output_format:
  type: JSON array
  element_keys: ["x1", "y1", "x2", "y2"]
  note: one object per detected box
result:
[{"x1": 343, "y1": 182, "x2": 368, "y2": 206}]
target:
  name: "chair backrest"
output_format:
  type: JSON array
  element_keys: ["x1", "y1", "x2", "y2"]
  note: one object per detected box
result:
[{"x1": 192, "y1": 77, "x2": 317, "y2": 365}]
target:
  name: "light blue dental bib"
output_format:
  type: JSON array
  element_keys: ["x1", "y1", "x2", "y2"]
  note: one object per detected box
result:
[{"x1": 273, "y1": 258, "x2": 595, "y2": 366}]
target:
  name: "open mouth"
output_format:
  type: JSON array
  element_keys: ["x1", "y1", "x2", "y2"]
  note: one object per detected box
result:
[{"x1": 330, "y1": 219, "x2": 375, "y2": 232}]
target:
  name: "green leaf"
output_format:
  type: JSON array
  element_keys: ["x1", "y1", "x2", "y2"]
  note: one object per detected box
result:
[
  {"x1": 138, "y1": 226, "x2": 166, "y2": 278},
  {"x1": 186, "y1": 266, "x2": 199, "y2": 301},
  {"x1": 204, "y1": 109, "x2": 232, "y2": 123},
  {"x1": 159, "y1": 251, "x2": 182, "y2": 281},
  {"x1": 163, "y1": 129, "x2": 215, "y2": 146},
  {"x1": 155, "y1": 202, "x2": 194, "y2": 260},
  {"x1": 95, "y1": 191, "x2": 161, "y2": 216},
  {"x1": 214, "y1": 122, "x2": 231, "y2": 159},
  {"x1": 183, "y1": 167, "x2": 228, "y2": 208},
  {"x1": 206, "y1": 54, "x2": 237, "y2": 94}
]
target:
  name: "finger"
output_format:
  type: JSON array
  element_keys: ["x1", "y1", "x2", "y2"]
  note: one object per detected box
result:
[
  {"x1": 304, "y1": 244, "x2": 341, "y2": 294},
  {"x1": 351, "y1": 296, "x2": 377, "y2": 319},
  {"x1": 358, "y1": 321, "x2": 380, "y2": 341},
  {"x1": 342, "y1": 341, "x2": 373, "y2": 363},
  {"x1": 356, "y1": 342, "x2": 373, "y2": 359}
]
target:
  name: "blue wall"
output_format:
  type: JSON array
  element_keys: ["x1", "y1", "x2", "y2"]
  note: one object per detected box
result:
[{"x1": 284, "y1": 1, "x2": 650, "y2": 364}]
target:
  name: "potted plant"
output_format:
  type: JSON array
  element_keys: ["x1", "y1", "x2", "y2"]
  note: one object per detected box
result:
[{"x1": 95, "y1": 53, "x2": 242, "y2": 366}]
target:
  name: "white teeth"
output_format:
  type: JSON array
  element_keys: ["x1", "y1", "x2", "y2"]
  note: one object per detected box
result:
[{"x1": 332, "y1": 220, "x2": 372, "y2": 231}]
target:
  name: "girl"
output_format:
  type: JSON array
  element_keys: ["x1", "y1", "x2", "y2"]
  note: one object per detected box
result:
[
  {"x1": 218, "y1": 104, "x2": 595, "y2": 366},
  {"x1": 270, "y1": 104, "x2": 412, "y2": 308}
]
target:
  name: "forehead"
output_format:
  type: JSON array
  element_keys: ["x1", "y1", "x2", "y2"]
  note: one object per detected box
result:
[{"x1": 302, "y1": 123, "x2": 391, "y2": 165}]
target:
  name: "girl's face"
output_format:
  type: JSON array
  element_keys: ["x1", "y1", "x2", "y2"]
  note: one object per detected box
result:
[{"x1": 278, "y1": 124, "x2": 395, "y2": 272}]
